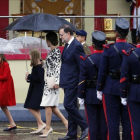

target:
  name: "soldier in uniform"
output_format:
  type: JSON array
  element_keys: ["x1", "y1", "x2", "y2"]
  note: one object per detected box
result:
[
  {"x1": 76, "y1": 30, "x2": 91, "y2": 55},
  {"x1": 78, "y1": 31, "x2": 107, "y2": 140},
  {"x1": 96, "y1": 18, "x2": 136, "y2": 140},
  {"x1": 120, "y1": 27, "x2": 140, "y2": 140}
]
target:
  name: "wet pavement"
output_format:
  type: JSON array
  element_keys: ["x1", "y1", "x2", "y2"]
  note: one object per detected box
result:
[{"x1": 0, "y1": 122, "x2": 88, "y2": 140}]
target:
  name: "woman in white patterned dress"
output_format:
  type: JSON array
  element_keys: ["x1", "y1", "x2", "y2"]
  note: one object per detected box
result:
[{"x1": 39, "y1": 32, "x2": 68, "y2": 138}]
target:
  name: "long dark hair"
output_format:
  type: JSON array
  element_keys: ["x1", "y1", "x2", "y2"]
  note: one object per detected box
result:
[{"x1": 46, "y1": 32, "x2": 58, "y2": 46}]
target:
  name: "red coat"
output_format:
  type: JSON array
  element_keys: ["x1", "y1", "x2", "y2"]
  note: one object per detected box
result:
[{"x1": 0, "y1": 61, "x2": 16, "y2": 106}]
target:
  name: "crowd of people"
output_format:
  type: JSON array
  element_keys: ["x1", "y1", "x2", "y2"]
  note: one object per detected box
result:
[{"x1": 0, "y1": 17, "x2": 140, "y2": 140}]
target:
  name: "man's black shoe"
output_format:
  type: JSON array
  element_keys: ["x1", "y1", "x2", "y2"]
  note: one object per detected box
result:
[
  {"x1": 58, "y1": 135, "x2": 77, "y2": 140},
  {"x1": 79, "y1": 127, "x2": 89, "y2": 140}
]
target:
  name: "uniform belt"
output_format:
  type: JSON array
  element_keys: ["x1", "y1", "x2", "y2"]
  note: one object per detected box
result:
[
  {"x1": 131, "y1": 75, "x2": 140, "y2": 83},
  {"x1": 107, "y1": 71, "x2": 120, "y2": 79},
  {"x1": 85, "y1": 80, "x2": 97, "y2": 88}
]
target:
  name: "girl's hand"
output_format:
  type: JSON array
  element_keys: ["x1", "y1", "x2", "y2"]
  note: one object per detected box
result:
[
  {"x1": 25, "y1": 71, "x2": 29, "y2": 77},
  {"x1": 25, "y1": 71, "x2": 29, "y2": 81}
]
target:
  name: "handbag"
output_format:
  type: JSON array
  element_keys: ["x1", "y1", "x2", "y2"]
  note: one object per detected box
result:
[{"x1": 46, "y1": 76, "x2": 55, "y2": 89}]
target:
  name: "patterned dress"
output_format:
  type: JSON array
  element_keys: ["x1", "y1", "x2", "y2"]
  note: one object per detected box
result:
[{"x1": 40, "y1": 48, "x2": 61, "y2": 107}]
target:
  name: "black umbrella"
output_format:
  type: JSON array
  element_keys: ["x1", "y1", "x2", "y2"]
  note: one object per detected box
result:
[{"x1": 4, "y1": 13, "x2": 78, "y2": 32}]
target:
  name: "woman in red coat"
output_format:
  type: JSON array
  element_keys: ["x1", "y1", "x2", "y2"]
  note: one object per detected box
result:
[{"x1": 0, "y1": 54, "x2": 17, "y2": 131}]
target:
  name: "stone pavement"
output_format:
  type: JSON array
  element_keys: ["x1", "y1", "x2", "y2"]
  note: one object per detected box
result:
[{"x1": 0, "y1": 122, "x2": 88, "y2": 140}]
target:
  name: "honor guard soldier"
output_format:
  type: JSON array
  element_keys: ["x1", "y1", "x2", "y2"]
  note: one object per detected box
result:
[
  {"x1": 76, "y1": 30, "x2": 91, "y2": 55},
  {"x1": 78, "y1": 31, "x2": 107, "y2": 140},
  {"x1": 120, "y1": 27, "x2": 140, "y2": 140},
  {"x1": 96, "y1": 18, "x2": 136, "y2": 140}
]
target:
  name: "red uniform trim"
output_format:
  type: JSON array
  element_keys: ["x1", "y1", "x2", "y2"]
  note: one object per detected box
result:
[
  {"x1": 122, "y1": 48, "x2": 135, "y2": 56},
  {"x1": 129, "y1": 43, "x2": 137, "y2": 48},
  {"x1": 116, "y1": 39, "x2": 126, "y2": 42},
  {"x1": 137, "y1": 44, "x2": 140, "y2": 48},
  {"x1": 84, "y1": 104, "x2": 90, "y2": 140},
  {"x1": 80, "y1": 56, "x2": 85, "y2": 60},
  {"x1": 103, "y1": 44, "x2": 109, "y2": 49},
  {"x1": 80, "y1": 54, "x2": 91, "y2": 61},
  {"x1": 127, "y1": 103, "x2": 134, "y2": 140},
  {"x1": 120, "y1": 77, "x2": 126, "y2": 83},
  {"x1": 94, "y1": 50, "x2": 103, "y2": 53},
  {"x1": 122, "y1": 50, "x2": 128, "y2": 55},
  {"x1": 102, "y1": 94, "x2": 109, "y2": 140}
]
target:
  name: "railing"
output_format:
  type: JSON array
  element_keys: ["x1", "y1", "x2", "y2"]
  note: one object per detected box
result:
[{"x1": 0, "y1": 15, "x2": 140, "y2": 18}]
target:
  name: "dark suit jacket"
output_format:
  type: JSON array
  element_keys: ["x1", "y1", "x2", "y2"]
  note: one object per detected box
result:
[
  {"x1": 60, "y1": 38, "x2": 85, "y2": 89},
  {"x1": 82, "y1": 43, "x2": 91, "y2": 55}
]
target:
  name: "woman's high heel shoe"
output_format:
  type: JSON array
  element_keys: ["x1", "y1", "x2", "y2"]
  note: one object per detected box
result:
[
  {"x1": 30, "y1": 124, "x2": 46, "y2": 134},
  {"x1": 39, "y1": 127, "x2": 53, "y2": 138}
]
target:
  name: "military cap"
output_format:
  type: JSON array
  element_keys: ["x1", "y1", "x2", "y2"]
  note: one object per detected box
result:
[
  {"x1": 76, "y1": 30, "x2": 87, "y2": 36},
  {"x1": 91, "y1": 30, "x2": 106, "y2": 46},
  {"x1": 115, "y1": 18, "x2": 129, "y2": 36}
]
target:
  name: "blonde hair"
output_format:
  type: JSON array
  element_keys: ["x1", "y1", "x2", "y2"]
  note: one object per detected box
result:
[
  {"x1": 29, "y1": 49, "x2": 41, "y2": 67},
  {"x1": 0, "y1": 54, "x2": 8, "y2": 64}
]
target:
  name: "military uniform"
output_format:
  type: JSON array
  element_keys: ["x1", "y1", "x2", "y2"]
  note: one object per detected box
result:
[
  {"x1": 76, "y1": 30, "x2": 91, "y2": 55},
  {"x1": 120, "y1": 44, "x2": 140, "y2": 140},
  {"x1": 96, "y1": 18, "x2": 136, "y2": 140},
  {"x1": 78, "y1": 31, "x2": 107, "y2": 140}
]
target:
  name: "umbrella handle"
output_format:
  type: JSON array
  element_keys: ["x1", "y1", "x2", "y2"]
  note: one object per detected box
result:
[
  {"x1": 26, "y1": 59, "x2": 28, "y2": 71},
  {"x1": 25, "y1": 32, "x2": 28, "y2": 71}
]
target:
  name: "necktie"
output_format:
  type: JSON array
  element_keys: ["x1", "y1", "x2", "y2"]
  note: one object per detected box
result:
[
  {"x1": 63, "y1": 43, "x2": 69, "y2": 56},
  {"x1": 65, "y1": 43, "x2": 69, "y2": 49}
]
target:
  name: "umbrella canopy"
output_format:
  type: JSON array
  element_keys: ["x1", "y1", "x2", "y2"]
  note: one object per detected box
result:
[
  {"x1": 4, "y1": 13, "x2": 78, "y2": 32},
  {"x1": 0, "y1": 38, "x2": 8, "y2": 47},
  {"x1": 0, "y1": 38, "x2": 16, "y2": 54},
  {"x1": 5, "y1": 36, "x2": 51, "y2": 54}
]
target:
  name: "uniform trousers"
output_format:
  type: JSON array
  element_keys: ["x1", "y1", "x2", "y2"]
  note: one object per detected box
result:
[
  {"x1": 64, "y1": 88, "x2": 87, "y2": 138},
  {"x1": 128, "y1": 101, "x2": 140, "y2": 140},
  {"x1": 103, "y1": 94, "x2": 132, "y2": 140},
  {"x1": 85, "y1": 104, "x2": 107, "y2": 140}
]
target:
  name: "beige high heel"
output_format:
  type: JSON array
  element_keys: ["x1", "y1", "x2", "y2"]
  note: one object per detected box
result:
[
  {"x1": 39, "y1": 127, "x2": 53, "y2": 138},
  {"x1": 30, "y1": 130, "x2": 37, "y2": 134},
  {"x1": 32, "y1": 123, "x2": 46, "y2": 134}
]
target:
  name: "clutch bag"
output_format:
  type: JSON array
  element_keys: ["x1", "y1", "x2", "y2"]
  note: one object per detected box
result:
[{"x1": 46, "y1": 76, "x2": 55, "y2": 89}]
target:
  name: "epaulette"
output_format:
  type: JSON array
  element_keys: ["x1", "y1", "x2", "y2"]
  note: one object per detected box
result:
[
  {"x1": 122, "y1": 48, "x2": 135, "y2": 56},
  {"x1": 128, "y1": 43, "x2": 137, "y2": 48},
  {"x1": 80, "y1": 54, "x2": 91, "y2": 61},
  {"x1": 103, "y1": 43, "x2": 114, "y2": 49}
]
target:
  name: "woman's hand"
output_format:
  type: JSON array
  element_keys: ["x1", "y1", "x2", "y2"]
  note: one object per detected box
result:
[{"x1": 53, "y1": 84, "x2": 59, "y2": 89}]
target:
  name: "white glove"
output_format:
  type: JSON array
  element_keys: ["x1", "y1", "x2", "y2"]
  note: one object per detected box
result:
[
  {"x1": 121, "y1": 98, "x2": 127, "y2": 106},
  {"x1": 78, "y1": 98, "x2": 84, "y2": 106},
  {"x1": 97, "y1": 91, "x2": 103, "y2": 100}
]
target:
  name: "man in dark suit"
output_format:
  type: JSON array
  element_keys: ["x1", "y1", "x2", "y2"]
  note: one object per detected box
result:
[
  {"x1": 78, "y1": 30, "x2": 107, "y2": 140},
  {"x1": 76, "y1": 30, "x2": 91, "y2": 55},
  {"x1": 58, "y1": 25, "x2": 88, "y2": 140}
]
